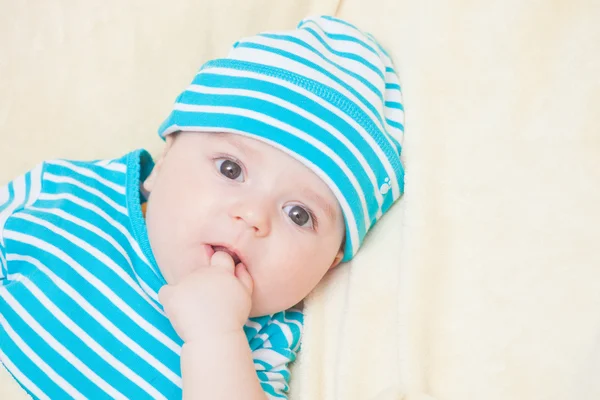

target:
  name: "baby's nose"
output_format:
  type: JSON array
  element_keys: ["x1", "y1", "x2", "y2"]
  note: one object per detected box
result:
[{"x1": 228, "y1": 201, "x2": 272, "y2": 237}]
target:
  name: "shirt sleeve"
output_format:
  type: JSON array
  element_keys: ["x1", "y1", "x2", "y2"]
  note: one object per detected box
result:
[
  {"x1": 244, "y1": 308, "x2": 304, "y2": 399},
  {"x1": 0, "y1": 163, "x2": 45, "y2": 282},
  {"x1": 0, "y1": 181, "x2": 9, "y2": 280}
]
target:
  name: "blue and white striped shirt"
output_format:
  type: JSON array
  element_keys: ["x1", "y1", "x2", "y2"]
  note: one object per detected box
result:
[{"x1": 0, "y1": 149, "x2": 302, "y2": 399}]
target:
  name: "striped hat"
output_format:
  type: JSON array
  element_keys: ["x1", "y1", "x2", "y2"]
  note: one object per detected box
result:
[{"x1": 158, "y1": 15, "x2": 404, "y2": 262}]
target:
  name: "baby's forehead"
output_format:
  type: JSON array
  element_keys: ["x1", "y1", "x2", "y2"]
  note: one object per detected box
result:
[
  {"x1": 212, "y1": 132, "x2": 265, "y2": 157},
  {"x1": 203, "y1": 131, "x2": 299, "y2": 165}
]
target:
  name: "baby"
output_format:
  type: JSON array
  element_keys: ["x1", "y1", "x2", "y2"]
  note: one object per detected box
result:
[{"x1": 0, "y1": 15, "x2": 404, "y2": 399}]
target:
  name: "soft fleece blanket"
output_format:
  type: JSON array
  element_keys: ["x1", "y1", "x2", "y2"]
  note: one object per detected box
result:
[{"x1": 2, "y1": 1, "x2": 599, "y2": 399}]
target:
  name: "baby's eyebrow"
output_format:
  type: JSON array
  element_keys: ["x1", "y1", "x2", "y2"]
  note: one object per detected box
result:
[
  {"x1": 303, "y1": 188, "x2": 337, "y2": 223},
  {"x1": 222, "y1": 134, "x2": 258, "y2": 159}
]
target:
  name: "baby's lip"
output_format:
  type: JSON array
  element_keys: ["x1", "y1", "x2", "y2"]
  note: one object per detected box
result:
[
  {"x1": 205, "y1": 243, "x2": 245, "y2": 267},
  {"x1": 203, "y1": 244, "x2": 215, "y2": 260}
]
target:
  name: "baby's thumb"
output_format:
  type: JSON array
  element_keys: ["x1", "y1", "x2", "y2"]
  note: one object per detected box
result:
[
  {"x1": 235, "y1": 263, "x2": 254, "y2": 295},
  {"x1": 210, "y1": 251, "x2": 235, "y2": 273}
]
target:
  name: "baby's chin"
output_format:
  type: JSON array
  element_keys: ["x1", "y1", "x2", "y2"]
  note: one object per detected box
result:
[
  {"x1": 249, "y1": 295, "x2": 302, "y2": 317},
  {"x1": 249, "y1": 305, "x2": 278, "y2": 318}
]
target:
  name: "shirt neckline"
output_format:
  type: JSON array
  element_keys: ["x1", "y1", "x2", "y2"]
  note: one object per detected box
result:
[{"x1": 125, "y1": 149, "x2": 166, "y2": 300}]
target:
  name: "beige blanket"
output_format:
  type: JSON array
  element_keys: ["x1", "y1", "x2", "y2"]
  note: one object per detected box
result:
[{"x1": 2, "y1": 1, "x2": 599, "y2": 399}]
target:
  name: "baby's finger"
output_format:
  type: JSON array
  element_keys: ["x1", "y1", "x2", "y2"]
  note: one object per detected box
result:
[
  {"x1": 210, "y1": 251, "x2": 235, "y2": 273},
  {"x1": 235, "y1": 263, "x2": 254, "y2": 295}
]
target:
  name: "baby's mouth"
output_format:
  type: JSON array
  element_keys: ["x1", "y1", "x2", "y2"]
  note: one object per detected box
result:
[{"x1": 210, "y1": 245, "x2": 241, "y2": 265}]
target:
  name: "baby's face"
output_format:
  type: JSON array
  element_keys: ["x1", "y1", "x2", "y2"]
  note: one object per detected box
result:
[{"x1": 144, "y1": 132, "x2": 345, "y2": 316}]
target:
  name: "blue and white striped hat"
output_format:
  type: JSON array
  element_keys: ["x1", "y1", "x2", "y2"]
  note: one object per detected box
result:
[{"x1": 158, "y1": 15, "x2": 404, "y2": 262}]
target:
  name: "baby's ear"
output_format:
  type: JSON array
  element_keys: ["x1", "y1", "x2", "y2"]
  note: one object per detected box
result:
[
  {"x1": 142, "y1": 135, "x2": 177, "y2": 193},
  {"x1": 329, "y1": 248, "x2": 344, "y2": 269}
]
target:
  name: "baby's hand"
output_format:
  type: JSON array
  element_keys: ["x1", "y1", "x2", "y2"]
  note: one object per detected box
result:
[{"x1": 158, "y1": 252, "x2": 254, "y2": 342}]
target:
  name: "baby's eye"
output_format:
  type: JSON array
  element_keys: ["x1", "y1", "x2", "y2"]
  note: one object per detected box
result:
[
  {"x1": 283, "y1": 204, "x2": 315, "y2": 229},
  {"x1": 215, "y1": 158, "x2": 244, "y2": 182}
]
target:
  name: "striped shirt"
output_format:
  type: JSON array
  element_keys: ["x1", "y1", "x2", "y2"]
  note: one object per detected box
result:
[{"x1": 0, "y1": 149, "x2": 302, "y2": 399}]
